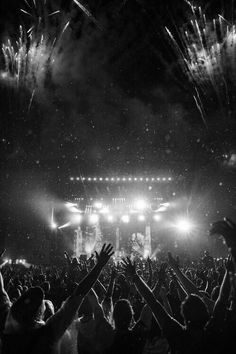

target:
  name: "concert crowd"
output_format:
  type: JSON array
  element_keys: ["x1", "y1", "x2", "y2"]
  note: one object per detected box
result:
[{"x1": 0, "y1": 218, "x2": 236, "y2": 354}]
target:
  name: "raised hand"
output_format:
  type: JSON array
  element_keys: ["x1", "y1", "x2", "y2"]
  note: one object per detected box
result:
[
  {"x1": 78, "y1": 260, "x2": 88, "y2": 277},
  {"x1": 95, "y1": 244, "x2": 114, "y2": 266},
  {"x1": 210, "y1": 218, "x2": 236, "y2": 249},
  {"x1": 121, "y1": 257, "x2": 137, "y2": 278}
]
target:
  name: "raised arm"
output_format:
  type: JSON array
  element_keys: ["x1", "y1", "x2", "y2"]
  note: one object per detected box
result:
[
  {"x1": 46, "y1": 244, "x2": 114, "y2": 341},
  {"x1": 213, "y1": 255, "x2": 233, "y2": 318},
  {"x1": 168, "y1": 252, "x2": 201, "y2": 297},
  {"x1": 121, "y1": 258, "x2": 179, "y2": 331}
]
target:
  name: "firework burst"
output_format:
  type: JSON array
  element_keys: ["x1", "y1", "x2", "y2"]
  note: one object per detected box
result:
[
  {"x1": 0, "y1": 0, "x2": 70, "y2": 106},
  {"x1": 166, "y1": 2, "x2": 236, "y2": 124}
]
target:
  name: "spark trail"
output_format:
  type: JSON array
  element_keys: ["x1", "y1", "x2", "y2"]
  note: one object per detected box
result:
[
  {"x1": 1, "y1": 0, "x2": 71, "y2": 108},
  {"x1": 166, "y1": 2, "x2": 236, "y2": 124}
]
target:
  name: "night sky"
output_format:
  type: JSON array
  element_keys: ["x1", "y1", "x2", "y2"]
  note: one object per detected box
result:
[{"x1": 0, "y1": 0, "x2": 235, "y2": 257}]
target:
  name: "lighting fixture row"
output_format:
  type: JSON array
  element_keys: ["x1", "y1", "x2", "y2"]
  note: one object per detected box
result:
[
  {"x1": 53, "y1": 213, "x2": 163, "y2": 229},
  {"x1": 69, "y1": 177, "x2": 172, "y2": 182}
]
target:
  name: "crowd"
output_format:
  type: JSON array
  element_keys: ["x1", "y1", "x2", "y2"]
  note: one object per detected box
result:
[{"x1": 0, "y1": 217, "x2": 236, "y2": 354}]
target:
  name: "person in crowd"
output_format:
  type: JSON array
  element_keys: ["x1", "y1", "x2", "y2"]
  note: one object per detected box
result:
[
  {"x1": 0, "y1": 216, "x2": 235, "y2": 354},
  {"x1": 0, "y1": 244, "x2": 114, "y2": 354},
  {"x1": 121, "y1": 248, "x2": 236, "y2": 353}
]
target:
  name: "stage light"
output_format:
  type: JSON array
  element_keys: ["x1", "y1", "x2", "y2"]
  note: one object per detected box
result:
[
  {"x1": 117, "y1": 178, "x2": 120, "y2": 181},
  {"x1": 138, "y1": 215, "x2": 145, "y2": 222},
  {"x1": 122, "y1": 178, "x2": 126, "y2": 181},
  {"x1": 85, "y1": 243, "x2": 95, "y2": 255},
  {"x1": 128, "y1": 177, "x2": 132, "y2": 181},
  {"x1": 99, "y1": 177, "x2": 103, "y2": 181},
  {"x1": 151, "y1": 178, "x2": 155, "y2": 181},
  {"x1": 143, "y1": 249, "x2": 150, "y2": 259},
  {"x1": 70, "y1": 177, "x2": 74, "y2": 181},
  {"x1": 140, "y1": 178, "x2": 143, "y2": 181},
  {"x1": 50, "y1": 222, "x2": 57, "y2": 229},
  {"x1": 89, "y1": 214, "x2": 99, "y2": 224},
  {"x1": 175, "y1": 218, "x2": 193, "y2": 233},
  {"x1": 134, "y1": 199, "x2": 147, "y2": 211},
  {"x1": 93, "y1": 177, "x2": 97, "y2": 181},
  {"x1": 111, "y1": 178, "x2": 114, "y2": 181},
  {"x1": 88, "y1": 177, "x2": 91, "y2": 181},
  {"x1": 168, "y1": 177, "x2": 172, "y2": 181},
  {"x1": 146, "y1": 178, "x2": 149, "y2": 181},
  {"x1": 107, "y1": 215, "x2": 114, "y2": 222},
  {"x1": 105, "y1": 178, "x2": 109, "y2": 181},
  {"x1": 76, "y1": 177, "x2": 80, "y2": 181},
  {"x1": 94, "y1": 201, "x2": 103, "y2": 209},
  {"x1": 162, "y1": 177, "x2": 166, "y2": 181},
  {"x1": 153, "y1": 214, "x2": 161, "y2": 222},
  {"x1": 82, "y1": 177, "x2": 86, "y2": 181},
  {"x1": 121, "y1": 215, "x2": 130, "y2": 223},
  {"x1": 71, "y1": 214, "x2": 82, "y2": 224},
  {"x1": 157, "y1": 178, "x2": 160, "y2": 181},
  {"x1": 59, "y1": 222, "x2": 72, "y2": 229},
  {"x1": 157, "y1": 203, "x2": 169, "y2": 212},
  {"x1": 134, "y1": 178, "x2": 137, "y2": 181}
]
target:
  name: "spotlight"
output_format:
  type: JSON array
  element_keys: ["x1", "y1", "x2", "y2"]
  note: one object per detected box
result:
[
  {"x1": 59, "y1": 222, "x2": 72, "y2": 229},
  {"x1": 71, "y1": 214, "x2": 82, "y2": 224},
  {"x1": 138, "y1": 215, "x2": 145, "y2": 222},
  {"x1": 175, "y1": 218, "x2": 193, "y2": 233},
  {"x1": 153, "y1": 214, "x2": 161, "y2": 222},
  {"x1": 143, "y1": 249, "x2": 150, "y2": 259},
  {"x1": 50, "y1": 222, "x2": 57, "y2": 229},
  {"x1": 70, "y1": 177, "x2": 74, "y2": 181},
  {"x1": 134, "y1": 199, "x2": 147, "y2": 211},
  {"x1": 89, "y1": 214, "x2": 99, "y2": 224},
  {"x1": 107, "y1": 215, "x2": 114, "y2": 222},
  {"x1": 121, "y1": 215, "x2": 130, "y2": 223}
]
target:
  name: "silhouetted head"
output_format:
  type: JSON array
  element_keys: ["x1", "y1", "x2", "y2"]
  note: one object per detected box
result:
[
  {"x1": 113, "y1": 299, "x2": 133, "y2": 331},
  {"x1": 11, "y1": 286, "x2": 45, "y2": 327},
  {"x1": 181, "y1": 294, "x2": 209, "y2": 329}
]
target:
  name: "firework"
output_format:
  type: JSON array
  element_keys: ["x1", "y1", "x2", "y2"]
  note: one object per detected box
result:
[
  {"x1": 166, "y1": 2, "x2": 236, "y2": 123},
  {"x1": 73, "y1": 0, "x2": 103, "y2": 30},
  {"x1": 1, "y1": 0, "x2": 70, "y2": 106}
]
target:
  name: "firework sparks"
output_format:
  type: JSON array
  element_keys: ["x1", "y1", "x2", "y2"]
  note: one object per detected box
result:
[
  {"x1": 1, "y1": 0, "x2": 71, "y2": 101},
  {"x1": 73, "y1": 0, "x2": 103, "y2": 30},
  {"x1": 166, "y1": 2, "x2": 236, "y2": 123}
]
